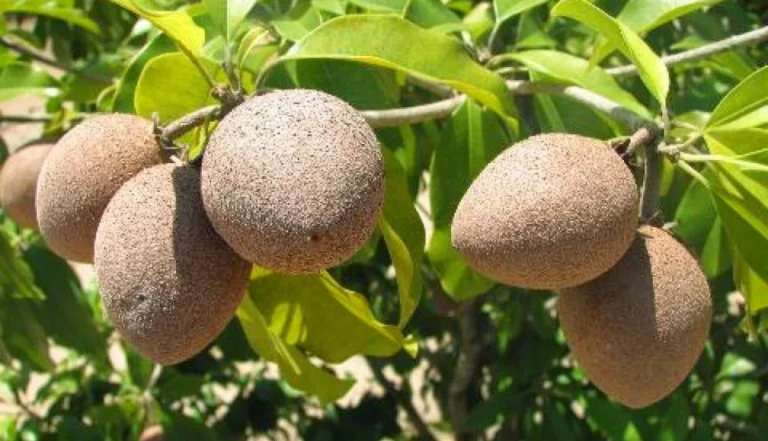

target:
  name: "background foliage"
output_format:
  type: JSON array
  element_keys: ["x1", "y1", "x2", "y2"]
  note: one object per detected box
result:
[{"x1": 0, "y1": 0, "x2": 767, "y2": 440}]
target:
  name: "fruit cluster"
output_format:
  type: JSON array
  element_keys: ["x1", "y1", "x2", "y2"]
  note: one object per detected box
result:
[
  {"x1": 452, "y1": 134, "x2": 712, "y2": 408},
  {"x1": 0, "y1": 89, "x2": 711, "y2": 409},
  {"x1": 2, "y1": 89, "x2": 384, "y2": 366}
]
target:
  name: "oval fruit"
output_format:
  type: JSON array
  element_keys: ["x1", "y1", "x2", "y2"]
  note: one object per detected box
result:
[
  {"x1": 36, "y1": 114, "x2": 165, "y2": 262},
  {"x1": 0, "y1": 143, "x2": 53, "y2": 229},
  {"x1": 558, "y1": 226, "x2": 712, "y2": 408},
  {"x1": 95, "y1": 164, "x2": 251, "y2": 365},
  {"x1": 201, "y1": 89, "x2": 384, "y2": 273},
  {"x1": 452, "y1": 133, "x2": 638, "y2": 289}
]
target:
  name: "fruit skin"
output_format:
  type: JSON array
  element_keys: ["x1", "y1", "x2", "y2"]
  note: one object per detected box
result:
[
  {"x1": 95, "y1": 164, "x2": 251, "y2": 365},
  {"x1": 201, "y1": 89, "x2": 384, "y2": 273},
  {"x1": 557, "y1": 226, "x2": 712, "y2": 408},
  {"x1": 452, "y1": 133, "x2": 638, "y2": 290},
  {"x1": 36, "y1": 114, "x2": 165, "y2": 263},
  {"x1": 0, "y1": 143, "x2": 53, "y2": 229}
]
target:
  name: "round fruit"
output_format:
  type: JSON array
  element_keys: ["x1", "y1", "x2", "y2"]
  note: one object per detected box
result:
[
  {"x1": 452, "y1": 133, "x2": 638, "y2": 290},
  {"x1": 201, "y1": 89, "x2": 384, "y2": 273},
  {"x1": 557, "y1": 226, "x2": 712, "y2": 408},
  {"x1": 0, "y1": 143, "x2": 53, "y2": 229},
  {"x1": 95, "y1": 164, "x2": 251, "y2": 365},
  {"x1": 36, "y1": 114, "x2": 165, "y2": 263}
]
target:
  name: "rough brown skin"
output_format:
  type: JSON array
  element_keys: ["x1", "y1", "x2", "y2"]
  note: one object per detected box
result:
[
  {"x1": 0, "y1": 143, "x2": 52, "y2": 229},
  {"x1": 36, "y1": 114, "x2": 165, "y2": 263},
  {"x1": 558, "y1": 226, "x2": 712, "y2": 408},
  {"x1": 95, "y1": 164, "x2": 251, "y2": 365},
  {"x1": 452, "y1": 133, "x2": 638, "y2": 290},
  {"x1": 201, "y1": 89, "x2": 384, "y2": 273}
]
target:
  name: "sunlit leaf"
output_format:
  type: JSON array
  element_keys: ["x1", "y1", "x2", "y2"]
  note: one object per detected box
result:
[
  {"x1": 551, "y1": 0, "x2": 669, "y2": 105},
  {"x1": 494, "y1": 0, "x2": 548, "y2": 24},
  {"x1": 248, "y1": 270, "x2": 404, "y2": 363},
  {"x1": 285, "y1": 15, "x2": 516, "y2": 119},
  {"x1": 0, "y1": 0, "x2": 100, "y2": 33},
  {"x1": 380, "y1": 149, "x2": 425, "y2": 327},
  {"x1": 707, "y1": 66, "x2": 768, "y2": 129},
  {"x1": 0, "y1": 62, "x2": 59, "y2": 100},
  {"x1": 203, "y1": 0, "x2": 258, "y2": 41}
]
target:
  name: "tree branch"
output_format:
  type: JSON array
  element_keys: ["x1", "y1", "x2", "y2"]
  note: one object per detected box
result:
[
  {"x1": 366, "y1": 358, "x2": 439, "y2": 441},
  {"x1": 158, "y1": 105, "x2": 221, "y2": 143},
  {"x1": 0, "y1": 37, "x2": 113, "y2": 84},
  {"x1": 606, "y1": 25, "x2": 768, "y2": 76},
  {"x1": 0, "y1": 114, "x2": 53, "y2": 123},
  {"x1": 363, "y1": 95, "x2": 466, "y2": 128},
  {"x1": 640, "y1": 140, "x2": 664, "y2": 224},
  {"x1": 448, "y1": 299, "x2": 483, "y2": 441}
]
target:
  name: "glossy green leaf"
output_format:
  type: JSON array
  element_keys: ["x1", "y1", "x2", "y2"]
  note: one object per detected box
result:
[
  {"x1": 404, "y1": 0, "x2": 461, "y2": 28},
  {"x1": 204, "y1": 0, "x2": 258, "y2": 40},
  {"x1": 0, "y1": 299, "x2": 52, "y2": 371},
  {"x1": 108, "y1": 0, "x2": 207, "y2": 76},
  {"x1": 248, "y1": 270, "x2": 404, "y2": 363},
  {"x1": 551, "y1": 0, "x2": 669, "y2": 105},
  {"x1": 707, "y1": 66, "x2": 768, "y2": 129},
  {"x1": 0, "y1": 0, "x2": 100, "y2": 33},
  {"x1": 674, "y1": 178, "x2": 731, "y2": 278},
  {"x1": 380, "y1": 149, "x2": 425, "y2": 327},
  {"x1": 494, "y1": 0, "x2": 548, "y2": 24},
  {"x1": 23, "y1": 244, "x2": 104, "y2": 358},
  {"x1": 272, "y1": 1, "x2": 324, "y2": 41},
  {"x1": 347, "y1": 0, "x2": 403, "y2": 12},
  {"x1": 428, "y1": 100, "x2": 507, "y2": 300},
  {"x1": 135, "y1": 52, "x2": 222, "y2": 123},
  {"x1": 113, "y1": 34, "x2": 176, "y2": 113},
  {"x1": 0, "y1": 230, "x2": 44, "y2": 301},
  {"x1": 285, "y1": 15, "x2": 516, "y2": 118},
  {"x1": 592, "y1": 0, "x2": 726, "y2": 62},
  {"x1": 236, "y1": 295, "x2": 354, "y2": 403},
  {"x1": 0, "y1": 62, "x2": 58, "y2": 100},
  {"x1": 503, "y1": 50, "x2": 651, "y2": 118},
  {"x1": 659, "y1": 393, "x2": 691, "y2": 441},
  {"x1": 314, "y1": 0, "x2": 346, "y2": 15},
  {"x1": 733, "y1": 249, "x2": 768, "y2": 315}
]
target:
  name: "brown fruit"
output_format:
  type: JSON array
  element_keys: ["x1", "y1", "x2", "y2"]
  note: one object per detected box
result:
[
  {"x1": 36, "y1": 114, "x2": 165, "y2": 263},
  {"x1": 201, "y1": 89, "x2": 384, "y2": 274},
  {"x1": 95, "y1": 164, "x2": 251, "y2": 365},
  {"x1": 452, "y1": 133, "x2": 638, "y2": 290},
  {"x1": 558, "y1": 226, "x2": 712, "y2": 408},
  {"x1": 0, "y1": 143, "x2": 53, "y2": 229}
]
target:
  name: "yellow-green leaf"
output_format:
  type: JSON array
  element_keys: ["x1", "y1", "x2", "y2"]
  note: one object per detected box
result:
[
  {"x1": 284, "y1": 14, "x2": 516, "y2": 119},
  {"x1": 248, "y1": 270, "x2": 404, "y2": 363},
  {"x1": 551, "y1": 0, "x2": 669, "y2": 105},
  {"x1": 236, "y1": 295, "x2": 353, "y2": 404},
  {"x1": 707, "y1": 66, "x2": 768, "y2": 129},
  {"x1": 380, "y1": 148, "x2": 425, "y2": 327}
]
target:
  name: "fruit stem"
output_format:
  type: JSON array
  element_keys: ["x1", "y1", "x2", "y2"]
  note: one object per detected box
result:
[{"x1": 640, "y1": 139, "x2": 664, "y2": 225}]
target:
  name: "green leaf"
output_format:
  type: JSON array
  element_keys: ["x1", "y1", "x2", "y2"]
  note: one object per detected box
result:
[
  {"x1": 236, "y1": 295, "x2": 354, "y2": 404},
  {"x1": 0, "y1": 299, "x2": 52, "y2": 371},
  {"x1": 551, "y1": 0, "x2": 669, "y2": 105},
  {"x1": 204, "y1": 0, "x2": 258, "y2": 41},
  {"x1": 247, "y1": 270, "x2": 404, "y2": 363},
  {"x1": 494, "y1": 0, "x2": 548, "y2": 24},
  {"x1": 0, "y1": 230, "x2": 44, "y2": 301},
  {"x1": 733, "y1": 249, "x2": 768, "y2": 316},
  {"x1": 135, "y1": 52, "x2": 222, "y2": 123},
  {"x1": 285, "y1": 15, "x2": 516, "y2": 119},
  {"x1": 659, "y1": 393, "x2": 690, "y2": 441},
  {"x1": 271, "y1": 1, "x2": 324, "y2": 41},
  {"x1": 591, "y1": 0, "x2": 726, "y2": 62},
  {"x1": 674, "y1": 178, "x2": 731, "y2": 278},
  {"x1": 0, "y1": 62, "x2": 58, "y2": 100},
  {"x1": 380, "y1": 148, "x2": 425, "y2": 327},
  {"x1": 113, "y1": 34, "x2": 176, "y2": 113},
  {"x1": 107, "y1": 0, "x2": 207, "y2": 78},
  {"x1": 502, "y1": 50, "x2": 651, "y2": 118},
  {"x1": 404, "y1": 0, "x2": 461, "y2": 28},
  {"x1": 707, "y1": 66, "x2": 768, "y2": 129},
  {"x1": 428, "y1": 100, "x2": 507, "y2": 300},
  {"x1": 0, "y1": 0, "x2": 100, "y2": 33},
  {"x1": 23, "y1": 243, "x2": 104, "y2": 359}
]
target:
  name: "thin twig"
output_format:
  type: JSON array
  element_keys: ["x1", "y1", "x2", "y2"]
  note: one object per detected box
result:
[
  {"x1": 606, "y1": 25, "x2": 768, "y2": 76},
  {"x1": 362, "y1": 95, "x2": 466, "y2": 129},
  {"x1": 0, "y1": 37, "x2": 113, "y2": 84},
  {"x1": 0, "y1": 114, "x2": 53, "y2": 123},
  {"x1": 159, "y1": 105, "x2": 222, "y2": 142},
  {"x1": 640, "y1": 141, "x2": 663, "y2": 224},
  {"x1": 366, "y1": 358, "x2": 439, "y2": 441},
  {"x1": 448, "y1": 299, "x2": 483, "y2": 441}
]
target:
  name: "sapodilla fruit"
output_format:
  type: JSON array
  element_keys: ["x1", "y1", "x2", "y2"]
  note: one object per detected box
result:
[
  {"x1": 451, "y1": 133, "x2": 638, "y2": 290},
  {"x1": 36, "y1": 114, "x2": 165, "y2": 263},
  {"x1": 201, "y1": 89, "x2": 384, "y2": 273},
  {"x1": 558, "y1": 226, "x2": 712, "y2": 408},
  {"x1": 94, "y1": 164, "x2": 251, "y2": 365},
  {"x1": 0, "y1": 143, "x2": 53, "y2": 229}
]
